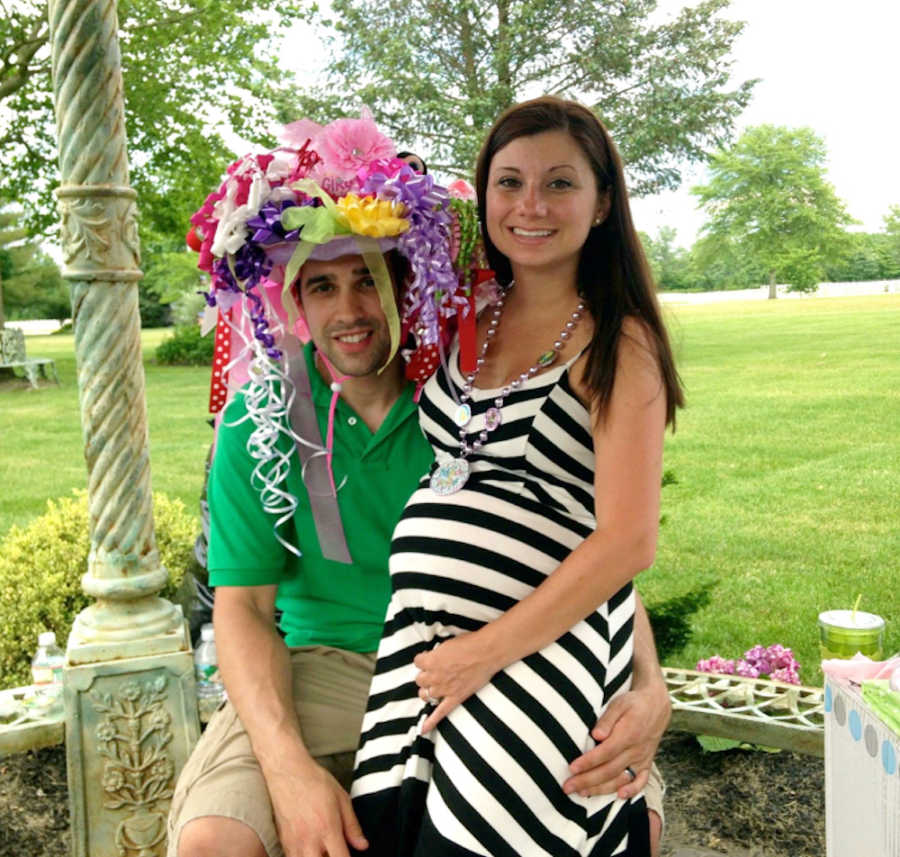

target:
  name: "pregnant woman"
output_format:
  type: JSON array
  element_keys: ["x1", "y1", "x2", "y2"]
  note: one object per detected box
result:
[{"x1": 352, "y1": 96, "x2": 683, "y2": 856}]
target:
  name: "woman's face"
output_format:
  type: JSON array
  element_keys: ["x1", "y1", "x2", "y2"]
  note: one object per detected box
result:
[{"x1": 485, "y1": 130, "x2": 606, "y2": 281}]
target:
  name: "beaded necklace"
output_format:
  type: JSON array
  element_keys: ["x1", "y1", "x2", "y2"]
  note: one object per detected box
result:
[{"x1": 430, "y1": 285, "x2": 587, "y2": 495}]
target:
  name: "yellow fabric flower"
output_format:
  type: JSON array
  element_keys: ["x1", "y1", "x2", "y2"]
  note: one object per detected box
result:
[{"x1": 336, "y1": 194, "x2": 409, "y2": 238}]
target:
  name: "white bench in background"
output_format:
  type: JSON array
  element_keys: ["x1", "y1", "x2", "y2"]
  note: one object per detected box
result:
[{"x1": 0, "y1": 326, "x2": 59, "y2": 389}]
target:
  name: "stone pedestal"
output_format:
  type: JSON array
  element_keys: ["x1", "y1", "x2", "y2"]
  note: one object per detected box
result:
[{"x1": 65, "y1": 626, "x2": 200, "y2": 857}]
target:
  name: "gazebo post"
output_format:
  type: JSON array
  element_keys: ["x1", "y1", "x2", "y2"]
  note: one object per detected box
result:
[{"x1": 46, "y1": 2, "x2": 200, "y2": 855}]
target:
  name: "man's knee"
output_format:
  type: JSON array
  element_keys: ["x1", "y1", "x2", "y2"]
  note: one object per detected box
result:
[{"x1": 176, "y1": 815, "x2": 268, "y2": 857}]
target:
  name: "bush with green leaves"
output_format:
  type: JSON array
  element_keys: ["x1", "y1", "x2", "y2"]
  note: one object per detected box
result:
[
  {"x1": 155, "y1": 323, "x2": 214, "y2": 366},
  {"x1": 0, "y1": 491, "x2": 199, "y2": 689}
]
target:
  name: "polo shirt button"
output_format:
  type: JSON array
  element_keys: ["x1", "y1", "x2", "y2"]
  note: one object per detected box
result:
[{"x1": 348, "y1": 416, "x2": 358, "y2": 426}]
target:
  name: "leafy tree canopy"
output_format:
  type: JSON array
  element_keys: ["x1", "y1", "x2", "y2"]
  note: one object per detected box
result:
[
  {"x1": 293, "y1": 0, "x2": 755, "y2": 192},
  {"x1": 692, "y1": 125, "x2": 854, "y2": 293},
  {"x1": 884, "y1": 205, "x2": 900, "y2": 270},
  {"x1": 823, "y1": 230, "x2": 900, "y2": 283},
  {"x1": 1, "y1": 0, "x2": 304, "y2": 241}
]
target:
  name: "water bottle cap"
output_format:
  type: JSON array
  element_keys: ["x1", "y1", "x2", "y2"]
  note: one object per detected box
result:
[
  {"x1": 38, "y1": 631, "x2": 57, "y2": 647},
  {"x1": 201, "y1": 626, "x2": 215, "y2": 641}
]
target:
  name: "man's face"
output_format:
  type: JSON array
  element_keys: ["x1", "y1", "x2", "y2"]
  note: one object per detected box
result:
[{"x1": 297, "y1": 254, "x2": 393, "y2": 378}]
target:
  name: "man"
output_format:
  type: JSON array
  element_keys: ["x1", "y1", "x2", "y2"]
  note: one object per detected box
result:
[{"x1": 167, "y1": 252, "x2": 669, "y2": 857}]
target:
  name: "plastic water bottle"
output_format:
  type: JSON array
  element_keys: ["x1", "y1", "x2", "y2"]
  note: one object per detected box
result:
[
  {"x1": 194, "y1": 623, "x2": 226, "y2": 719},
  {"x1": 31, "y1": 631, "x2": 65, "y2": 714}
]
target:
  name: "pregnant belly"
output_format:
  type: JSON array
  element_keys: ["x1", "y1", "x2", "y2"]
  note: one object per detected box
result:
[{"x1": 389, "y1": 485, "x2": 585, "y2": 628}]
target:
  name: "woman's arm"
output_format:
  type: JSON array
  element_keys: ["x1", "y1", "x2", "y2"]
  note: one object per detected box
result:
[
  {"x1": 564, "y1": 593, "x2": 671, "y2": 797},
  {"x1": 414, "y1": 317, "x2": 667, "y2": 732}
]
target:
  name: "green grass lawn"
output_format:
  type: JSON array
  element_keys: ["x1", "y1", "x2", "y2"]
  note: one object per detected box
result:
[
  {"x1": 0, "y1": 328, "x2": 210, "y2": 533},
  {"x1": 1, "y1": 294, "x2": 898, "y2": 685},
  {"x1": 643, "y1": 294, "x2": 900, "y2": 684}
]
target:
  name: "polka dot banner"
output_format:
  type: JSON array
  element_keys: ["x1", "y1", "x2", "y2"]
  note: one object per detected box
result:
[
  {"x1": 824, "y1": 680, "x2": 900, "y2": 854},
  {"x1": 209, "y1": 308, "x2": 232, "y2": 414}
]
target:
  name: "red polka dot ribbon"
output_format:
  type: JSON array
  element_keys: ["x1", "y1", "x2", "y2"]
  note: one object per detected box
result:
[{"x1": 209, "y1": 308, "x2": 232, "y2": 414}]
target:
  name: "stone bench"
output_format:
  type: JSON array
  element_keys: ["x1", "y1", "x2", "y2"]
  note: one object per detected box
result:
[
  {"x1": 0, "y1": 326, "x2": 60, "y2": 389},
  {"x1": 0, "y1": 684, "x2": 65, "y2": 755},
  {"x1": 666, "y1": 667, "x2": 825, "y2": 756}
]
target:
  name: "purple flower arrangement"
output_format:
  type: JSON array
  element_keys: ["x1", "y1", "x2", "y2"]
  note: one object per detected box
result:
[{"x1": 696, "y1": 643, "x2": 801, "y2": 685}]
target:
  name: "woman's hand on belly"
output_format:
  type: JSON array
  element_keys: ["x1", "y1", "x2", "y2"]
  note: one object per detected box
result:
[{"x1": 414, "y1": 630, "x2": 500, "y2": 733}]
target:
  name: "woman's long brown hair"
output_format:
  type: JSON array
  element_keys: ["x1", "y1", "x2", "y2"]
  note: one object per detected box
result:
[{"x1": 475, "y1": 96, "x2": 684, "y2": 428}]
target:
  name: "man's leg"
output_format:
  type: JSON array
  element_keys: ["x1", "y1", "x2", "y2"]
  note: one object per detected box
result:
[
  {"x1": 167, "y1": 700, "x2": 280, "y2": 857},
  {"x1": 177, "y1": 817, "x2": 266, "y2": 857},
  {"x1": 167, "y1": 647, "x2": 376, "y2": 857},
  {"x1": 644, "y1": 762, "x2": 665, "y2": 857}
]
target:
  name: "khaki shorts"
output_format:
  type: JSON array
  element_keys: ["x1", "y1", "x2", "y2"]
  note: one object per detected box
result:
[
  {"x1": 166, "y1": 645, "x2": 666, "y2": 856},
  {"x1": 645, "y1": 761, "x2": 665, "y2": 828},
  {"x1": 166, "y1": 646, "x2": 376, "y2": 857}
]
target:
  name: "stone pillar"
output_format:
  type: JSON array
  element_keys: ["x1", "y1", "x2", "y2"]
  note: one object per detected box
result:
[{"x1": 46, "y1": 2, "x2": 200, "y2": 855}]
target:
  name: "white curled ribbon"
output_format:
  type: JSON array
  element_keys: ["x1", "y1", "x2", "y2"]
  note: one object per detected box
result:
[{"x1": 219, "y1": 309, "x2": 347, "y2": 557}]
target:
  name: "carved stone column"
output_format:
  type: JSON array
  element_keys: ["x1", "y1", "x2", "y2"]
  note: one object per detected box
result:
[{"x1": 46, "y1": 2, "x2": 199, "y2": 855}]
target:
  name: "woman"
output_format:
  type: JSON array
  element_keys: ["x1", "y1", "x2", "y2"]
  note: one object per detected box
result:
[{"x1": 352, "y1": 96, "x2": 683, "y2": 856}]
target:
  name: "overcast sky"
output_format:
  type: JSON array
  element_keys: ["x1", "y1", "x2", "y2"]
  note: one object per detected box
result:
[
  {"x1": 629, "y1": 0, "x2": 900, "y2": 245},
  {"x1": 278, "y1": 0, "x2": 900, "y2": 248}
]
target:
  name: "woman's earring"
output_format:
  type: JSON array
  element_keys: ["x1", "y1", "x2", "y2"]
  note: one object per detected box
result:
[{"x1": 592, "y1": 215, "x2": 603, "y2": 227}]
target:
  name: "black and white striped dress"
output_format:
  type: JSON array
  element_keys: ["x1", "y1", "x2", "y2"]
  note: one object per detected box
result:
[{"x1": 351, "y1": 343, "x2": 648, "y2": 856}]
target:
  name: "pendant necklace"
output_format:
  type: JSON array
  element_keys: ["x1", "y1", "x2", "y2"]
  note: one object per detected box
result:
[{"x1": 430, "y1": 285, "x2": 587, "y2": 495}]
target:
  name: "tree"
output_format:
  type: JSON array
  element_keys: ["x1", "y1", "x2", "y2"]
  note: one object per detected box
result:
[
  {"x1": 687, "y1": 233, "x2": 766, "y2": 291},
  {"x1": 0, "y1": 201, "x2": 68, "y2": 320},
  {"x1": 692, "y1": 125, "x2": 853, "y2": 296},
  {"x1": 823, "y1": 230, "x2": 900, "y2": 283},
  {"x1": 885, "y1": 206, "x2": 900, "y2": 274},
  {"x1": 295, "y1": 0, "x2": 755, "y2": 189},
  {"x1": 641, "y1": 226, "x2": 694, "y2": 291},
  {"x1": 1, "y1": 0, "x2": 305, "y2": 240}
]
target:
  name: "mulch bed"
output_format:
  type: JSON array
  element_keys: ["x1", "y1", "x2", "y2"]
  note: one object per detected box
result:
[{"x1": 0, "y1": 731, "x2": 824, "y2": 857}]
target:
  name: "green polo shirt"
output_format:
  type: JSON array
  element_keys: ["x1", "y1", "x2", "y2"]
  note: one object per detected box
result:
[{"x1": 207, "y1": 343, "x2": 433, "y2": 652}]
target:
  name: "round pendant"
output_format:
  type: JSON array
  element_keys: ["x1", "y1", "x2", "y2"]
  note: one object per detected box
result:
[
  {"x1": 430, "y1": 458, "x2": 470, "y2": 495},
  {"x1": 484, "y1": 407, "x2": 502, "y2": 431},
  {"x1": 536, "y1": 349, "x2": 558, "y2": 368},
  {"x1": 453, "y1": 402, "x2": 472, "y2": 427}
]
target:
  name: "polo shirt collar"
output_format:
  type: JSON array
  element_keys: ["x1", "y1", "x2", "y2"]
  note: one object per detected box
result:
[{"x1": 305, "y1": 343, "x2": 417, "y2": 451}]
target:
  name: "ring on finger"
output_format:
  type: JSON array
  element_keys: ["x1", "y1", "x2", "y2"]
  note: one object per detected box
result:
[{"x1": 624, "y1": 765, "x2": 636, "y2": 782}]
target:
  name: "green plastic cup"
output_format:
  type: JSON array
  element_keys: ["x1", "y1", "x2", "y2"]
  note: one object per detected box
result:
[{"x1": 818, "y1": 609, "x2": 885, "y2": 661}]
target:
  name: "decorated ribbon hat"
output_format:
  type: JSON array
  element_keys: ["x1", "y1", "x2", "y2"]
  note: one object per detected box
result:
[
  {"x1": 188, "y1": 109, "x2": 490, "y2": 408},
  {"x1": 186, "y1": 110, "x2": 491, "y2": 551}
]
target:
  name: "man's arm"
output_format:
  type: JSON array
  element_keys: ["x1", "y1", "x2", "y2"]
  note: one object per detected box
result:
[
  {"x1": 563, "y1": 592, "x2": 670, "y2": 798},
  {"x1": 214, "y1": 585, "x2": 368, "y2": 857}
]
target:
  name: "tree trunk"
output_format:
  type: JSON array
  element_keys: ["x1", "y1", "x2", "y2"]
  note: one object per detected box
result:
[
  {"x1": 495, "y1": 0, "x2": 513, "y2": 106},
  {"x1": 768, "y1": 270, "x2": 777, "y2": 300}
]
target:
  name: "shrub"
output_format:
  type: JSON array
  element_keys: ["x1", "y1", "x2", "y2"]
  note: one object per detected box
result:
[
  {"x1": 139, "y1": 281, "x2": 173, "y2": 328},
  {"x1": 155, "y1": 323, "x2": 214, "y2": 366},
  {"x1": 646, "y1": 586, "x2": 714, "y2": 661},
  {"x1": 0, "y1": 490, "x2": 199, "y2": 689},
  {"x1": 170, "y1": 290, "x2": 207, "y2": 327}
]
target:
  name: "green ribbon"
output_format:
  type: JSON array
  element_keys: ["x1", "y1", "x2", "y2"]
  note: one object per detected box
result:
[{"x1": 279, "y1": 179, "x2": 400, "y2": 372}]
